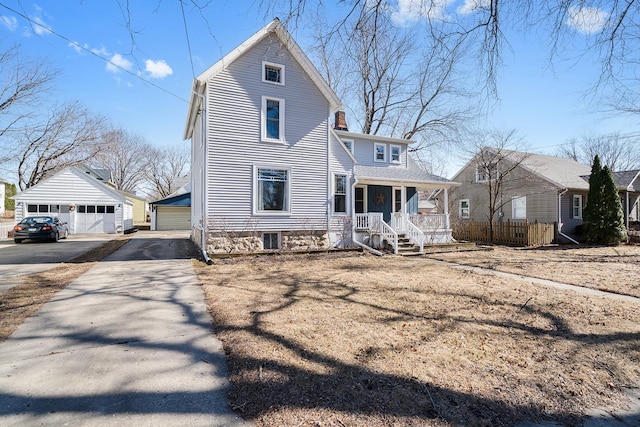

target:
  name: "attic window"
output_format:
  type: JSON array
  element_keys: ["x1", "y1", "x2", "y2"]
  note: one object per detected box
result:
[{"x1": 263, "y1": 61, "x2": 285, "y2": 85}]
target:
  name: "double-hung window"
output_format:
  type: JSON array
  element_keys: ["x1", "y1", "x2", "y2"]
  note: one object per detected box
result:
[
  {"x1": 573, "y1": 195, "x2": 583, "y2": 219},
  {"x1": 342, "y1": 139, "x2": 354, "y2": 154},
  {"x1": 262, "y1": 96, "x2": 285, "y2": 143},
  {"x1": 476, "y1": 162, "x2": 497, "y2": 182},
  {"x1": 459, "y1": 199, "x2": 470, "y2": 219},
  {"x1": 390, "y1": 145, "x2": 401, "y2": 163},
  {"x1": 374, "y1": 143, "x2": 386, "y2": 162},
  {"x1": 255, "y1": 167, "x2": 290, "y2": 213},
  {"x1": 512, "y1": 196, "x2": 526, "y2": 219},
  {"x1": 334, "y1": 174, "x2": 347, "y2": 214}
]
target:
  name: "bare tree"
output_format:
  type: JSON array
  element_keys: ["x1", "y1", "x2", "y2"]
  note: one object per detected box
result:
[
  {"x1": 145, "y1": 146, "x2": 190, "y2": 199},
  {"x1": 0, "y1": 45, "x2": 57, "y2": 166},
  {"x1": 559, "y1": 133, "x2": 640, "y2": 172},
  {"x1": 90, "y1": 128, "x2": 152, "y2": 193},
  {"x1": 16, "y1": 102, "x2": 108, "y2": 190},
  {"x1": 463, "y1": 129, "x2": 536, "y2": 241}
]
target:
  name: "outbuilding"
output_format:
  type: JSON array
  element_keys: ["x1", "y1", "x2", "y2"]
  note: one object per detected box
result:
[
  {"x1": 150, "y1": 192, "x2": 191, "y2": 231},
  {"x1": 13, "y1": 166, "x2": 134, "y2": 234}
]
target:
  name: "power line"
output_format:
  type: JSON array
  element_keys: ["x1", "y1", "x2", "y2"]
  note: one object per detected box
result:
[
  {"x1": 180, "y1": 0, "x2": 196, "y2": 80},
  {"x1": 0, "y1": 1, "x2": 189, "y2": 103}
]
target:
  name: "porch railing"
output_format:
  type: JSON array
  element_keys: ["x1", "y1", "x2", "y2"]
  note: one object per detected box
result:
[
  {"x1": 408, "y1": 214, "x2": 449, "y2": 231},
  {"x1": 380, "y1": 219, "x2": 398, "y2": 254},
  {"x1": 354, "y1": 213, "x2": 398, "y2": 254},
  {"x1": 393, "y1": 213, "x2": 425, "y2": 252}
]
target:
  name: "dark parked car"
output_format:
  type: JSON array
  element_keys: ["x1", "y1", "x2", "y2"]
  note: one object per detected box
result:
[{"x1": 13, "y1": 216, "x2": 69, "y2": 243}]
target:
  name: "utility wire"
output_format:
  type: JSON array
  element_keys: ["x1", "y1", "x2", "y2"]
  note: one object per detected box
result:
[
  {"x1": 180, "y1": 0, "x2": 196, "y2": 80},
  {"x1": 0, "y1": 1, "x2": 189, "y2": 103}
]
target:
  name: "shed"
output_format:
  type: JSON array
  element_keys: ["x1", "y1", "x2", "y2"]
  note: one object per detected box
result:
[
  {"x1": 150, "y1": 192, "x2": 191, "y2": 231},
  {"x1": 13, "y1": 167, "x2": 134, "y2": 234}
]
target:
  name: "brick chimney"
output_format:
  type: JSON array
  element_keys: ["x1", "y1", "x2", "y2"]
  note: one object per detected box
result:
[{"x1": 334, "y1": 111, "x2": 348, "y2": 131}]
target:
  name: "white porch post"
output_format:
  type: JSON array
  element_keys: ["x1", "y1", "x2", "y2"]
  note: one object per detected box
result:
[{"x1": 444, "y1": 188, "x2": 450, "y2": 229}]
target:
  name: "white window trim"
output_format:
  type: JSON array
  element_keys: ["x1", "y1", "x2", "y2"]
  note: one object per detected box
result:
[
  {"x1": 253, "y1": 165, "x2": 292, "y2": 216},
  {"x1": 262, "y1": 61, "x2": 285, "y2": 86},
  {"x1": 374, "y1": 143, "x2": 386, "y2": 163},
  {"x1": 342, "y1": 138, "x2": 354, "y2": 154},
  {"x1": 573, "y1": 194, "x2": 583, "y2": 219},
  {"x1": 333, "y1": 173, "x2": 348, "y2": 215},
  {"x1": 459, "y1": 199, "x2": 470, "y2": 219},
  {"x1": 390, "y1": 144, "x2": 401, "y2": 164},
  {"x1": 262, "y1": 232, "x2": 282, "y2": 250},
  {"x1": 261, "y1": 96, "x2": 286, "y2": 144},
  {"x1": 512, "y1": 196, "x2": 526, "y2": 219},
  {"x1": 476, "y1": 163, "x2": 497, "y2": 183}
]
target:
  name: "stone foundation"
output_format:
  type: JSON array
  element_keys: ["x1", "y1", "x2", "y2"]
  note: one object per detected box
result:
[{"x1": 206, "y1": 230, "x2": 329, "y2": 254}]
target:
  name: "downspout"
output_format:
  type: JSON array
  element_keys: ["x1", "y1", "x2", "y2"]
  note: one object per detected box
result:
[
  {"x1": 558, "y1": 189, "x2": 579, "y2": 245},
  {"x1": 194, "y1": 88, "x2": 212, "y2": 265},
  {"x1": 327, "y1": 112, "x2": 331, "y2": 247}
]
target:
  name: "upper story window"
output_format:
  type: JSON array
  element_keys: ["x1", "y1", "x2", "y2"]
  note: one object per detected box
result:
[
  {"x1": 374, "y1": 143, "x2": 386, "y2": 162},
  {"x1": 476, "y1": 162, "x2": 497, "y2": 182},
  {"x1": 261, "y1": 96, "x2": 285, "y2": 143},
  {"x1": 390, "y1": 145, "x2": 401, "y2": 163},
  {"x1": 342, "y1": 139, "x2": 354, "y2": 154},
  {"x1": 262, "y1": 61, "x2": 285, "y2": 85},
  {"x1": 255, "y1": 167, "x2": 290, "y2": 213},
  {"x1": 573, "y1": 194, "x2": 583, "y2": 219},
  {"x1": 512, "y1": 196, "x2": 526, "y2": 219}
]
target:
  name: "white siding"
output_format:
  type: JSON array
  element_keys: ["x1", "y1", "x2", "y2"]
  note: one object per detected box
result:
[{"x1": 204, "y1": 34, "x2": 331, "y2": 232}]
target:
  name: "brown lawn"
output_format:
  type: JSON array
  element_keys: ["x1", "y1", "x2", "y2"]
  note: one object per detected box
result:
[
  {"x1": 427, "y1": 245, "x2": 640, "y2": 299},
  {"x1": 194, "y1": 249, "x2": 640, "y2": 427}
]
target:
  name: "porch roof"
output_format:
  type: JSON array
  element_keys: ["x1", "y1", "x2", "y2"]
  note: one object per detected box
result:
[{"x1": 354, "y1": 165, "x2": 459, "y2": 189}]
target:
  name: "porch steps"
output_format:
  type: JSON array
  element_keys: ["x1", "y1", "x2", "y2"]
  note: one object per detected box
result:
[{"x1": 391, "y1": 233, "x2": 422, "y2": 255}]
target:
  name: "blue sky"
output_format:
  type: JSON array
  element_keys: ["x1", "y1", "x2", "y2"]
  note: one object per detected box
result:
[{"x1": 0, "y1": 1, "x2": 637, "y2": 178}]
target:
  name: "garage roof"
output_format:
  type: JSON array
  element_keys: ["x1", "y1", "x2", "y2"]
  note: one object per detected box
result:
[{"x1": 151, "y1": 192, "x2": 191, "y2": 207}]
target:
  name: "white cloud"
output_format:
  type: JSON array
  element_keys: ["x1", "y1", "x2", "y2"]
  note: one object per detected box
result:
[
  {"x1": 390, "y1": 0, "x2": 455, "y2": 26},
  {"x1": 31, "y1": 16, "x2": 52, "y2": 36},
  {"x1": 91, "y1": 46, "x2": 110, "y2": 57},
  {"x1": 106, "y1": 53, "x2": 133, "y2": 73},
  {"x1": 457, "y1": 0, "x2": 489, "y2": 14},
  {"x1": 566, "y1": 6, "x2": 609, "y2": 34},
  {"x1": 68, "y1": 41, "x2": 88, "y2": 54},
  {"x1": 145, "y1": 59, "x2": 173, "y2": 79},
  {"x1": 0, "y1": 15, "x2": 18, "y2": 31}
]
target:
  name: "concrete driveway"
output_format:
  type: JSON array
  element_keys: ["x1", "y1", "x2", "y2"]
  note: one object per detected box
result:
[{"x1": 0, "y1": 231, "x2": 248, "y2": 426}]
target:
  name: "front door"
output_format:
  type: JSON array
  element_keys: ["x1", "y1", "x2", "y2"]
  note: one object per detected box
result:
[{"x1": 367, "y1": 185, "x2": 392, "y2": 223}]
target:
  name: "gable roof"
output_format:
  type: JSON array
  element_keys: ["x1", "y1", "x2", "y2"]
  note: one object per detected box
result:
[
  {"x1": 452, "y1": 148, "x2": 592, "y2": 190},
  {"x1": 13, "y1": 166, "x2": 132, "y2": 204},
  {"x1": 184, "y1": 19, "x2": 342, "y2": 139},
  {"x1": 611, "y1": 169, "x2": 640, "y2": 191}
]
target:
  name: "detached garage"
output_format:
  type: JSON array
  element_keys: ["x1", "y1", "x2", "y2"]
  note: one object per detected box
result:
[
  {"x1": 151, "y1": 193, "x2": 191, "y2": 231},
  {"x1": 13, "y1": 167, "x2": 134, "y2": 234}
]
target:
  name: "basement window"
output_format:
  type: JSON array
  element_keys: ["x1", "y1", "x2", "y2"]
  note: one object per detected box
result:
[{"x1": 263, "y1": 232, "x2": 281, "y2": 250}]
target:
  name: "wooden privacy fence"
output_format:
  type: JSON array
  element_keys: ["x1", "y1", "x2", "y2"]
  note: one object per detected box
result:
[{"x1": 453, "y1": 220, "x2": 556, "y2": 246}]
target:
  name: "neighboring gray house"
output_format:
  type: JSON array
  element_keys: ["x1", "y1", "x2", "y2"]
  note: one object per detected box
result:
[
  {"x1": 183, "y1": 19, "x2": 458, "y2": 255},
  {"x1": 611, "y1": 170, "x2": 640, "y2": 228},
  {"x1": 449, "y1": 149, "x2": 592, "y2": 242},
  {"x1": 13, "y1": 166, "x2": 134, "y2": 234}
]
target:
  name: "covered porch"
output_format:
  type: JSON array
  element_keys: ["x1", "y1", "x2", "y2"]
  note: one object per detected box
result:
[{"x1": 350, "y1": 165, "x2": 458, "y2": 254}]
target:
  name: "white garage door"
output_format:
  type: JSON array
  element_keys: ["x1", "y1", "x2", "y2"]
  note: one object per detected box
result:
[
  {"x1": 76, "y1": 205, "x2": 117, "y2": 233},
  {"x1": 156, "y1": 206, "x2": 191, "y2": 231}
]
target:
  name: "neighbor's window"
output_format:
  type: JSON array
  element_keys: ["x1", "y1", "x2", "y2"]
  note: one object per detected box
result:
[
  {"x1": 256, "y1": 167, "x2": 289, "y2": 213},
  {"x1": 262, "y1": 61, "x2": 285, "y2": 85},
  {"x1": 334, "y1": 174, "x2": 347, "y2": 214},
  {"x1": 512, "y1": 196, "x2": 526, "y2": 219},
  {"x1": 390, "y1": 145, "x2": 401, "y2": 163},
  {"x1": 27, "y1": 205, "x2": 37, "y2": 213},
  {"x1": 263, "y1": 232, "x2": 281, "y2": 250},
  {"x1": 262, "y1": 96, "x2": 285, "y2": 142},
  {"x1": 573, "y1": 195, "x2": 583, "y2": 219},
  {"x1": 374, "y1": 143, "x2": 386, "y2": 162},
  {"x1": 476, "y1": 163, "x2": 497, "y2": 182},
  {"x1": 459, "y1": 199, "x2": 470, "y2": 218}
]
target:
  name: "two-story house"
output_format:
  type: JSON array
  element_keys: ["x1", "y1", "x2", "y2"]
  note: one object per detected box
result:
[{"x1": 183, "y1": 19, "x2": 458, "y2": 255}]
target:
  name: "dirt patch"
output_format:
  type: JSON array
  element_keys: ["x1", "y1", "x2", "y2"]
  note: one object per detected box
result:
[
  {"x1": 194, "y1": 250, "x2": 640, "y2": 427},
  {"x1": 0, "y1": 238, "x2": 130, "y2": 342},
  {"x1": 426, "y1": 245, "x2": 640, "y2": 299}
]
